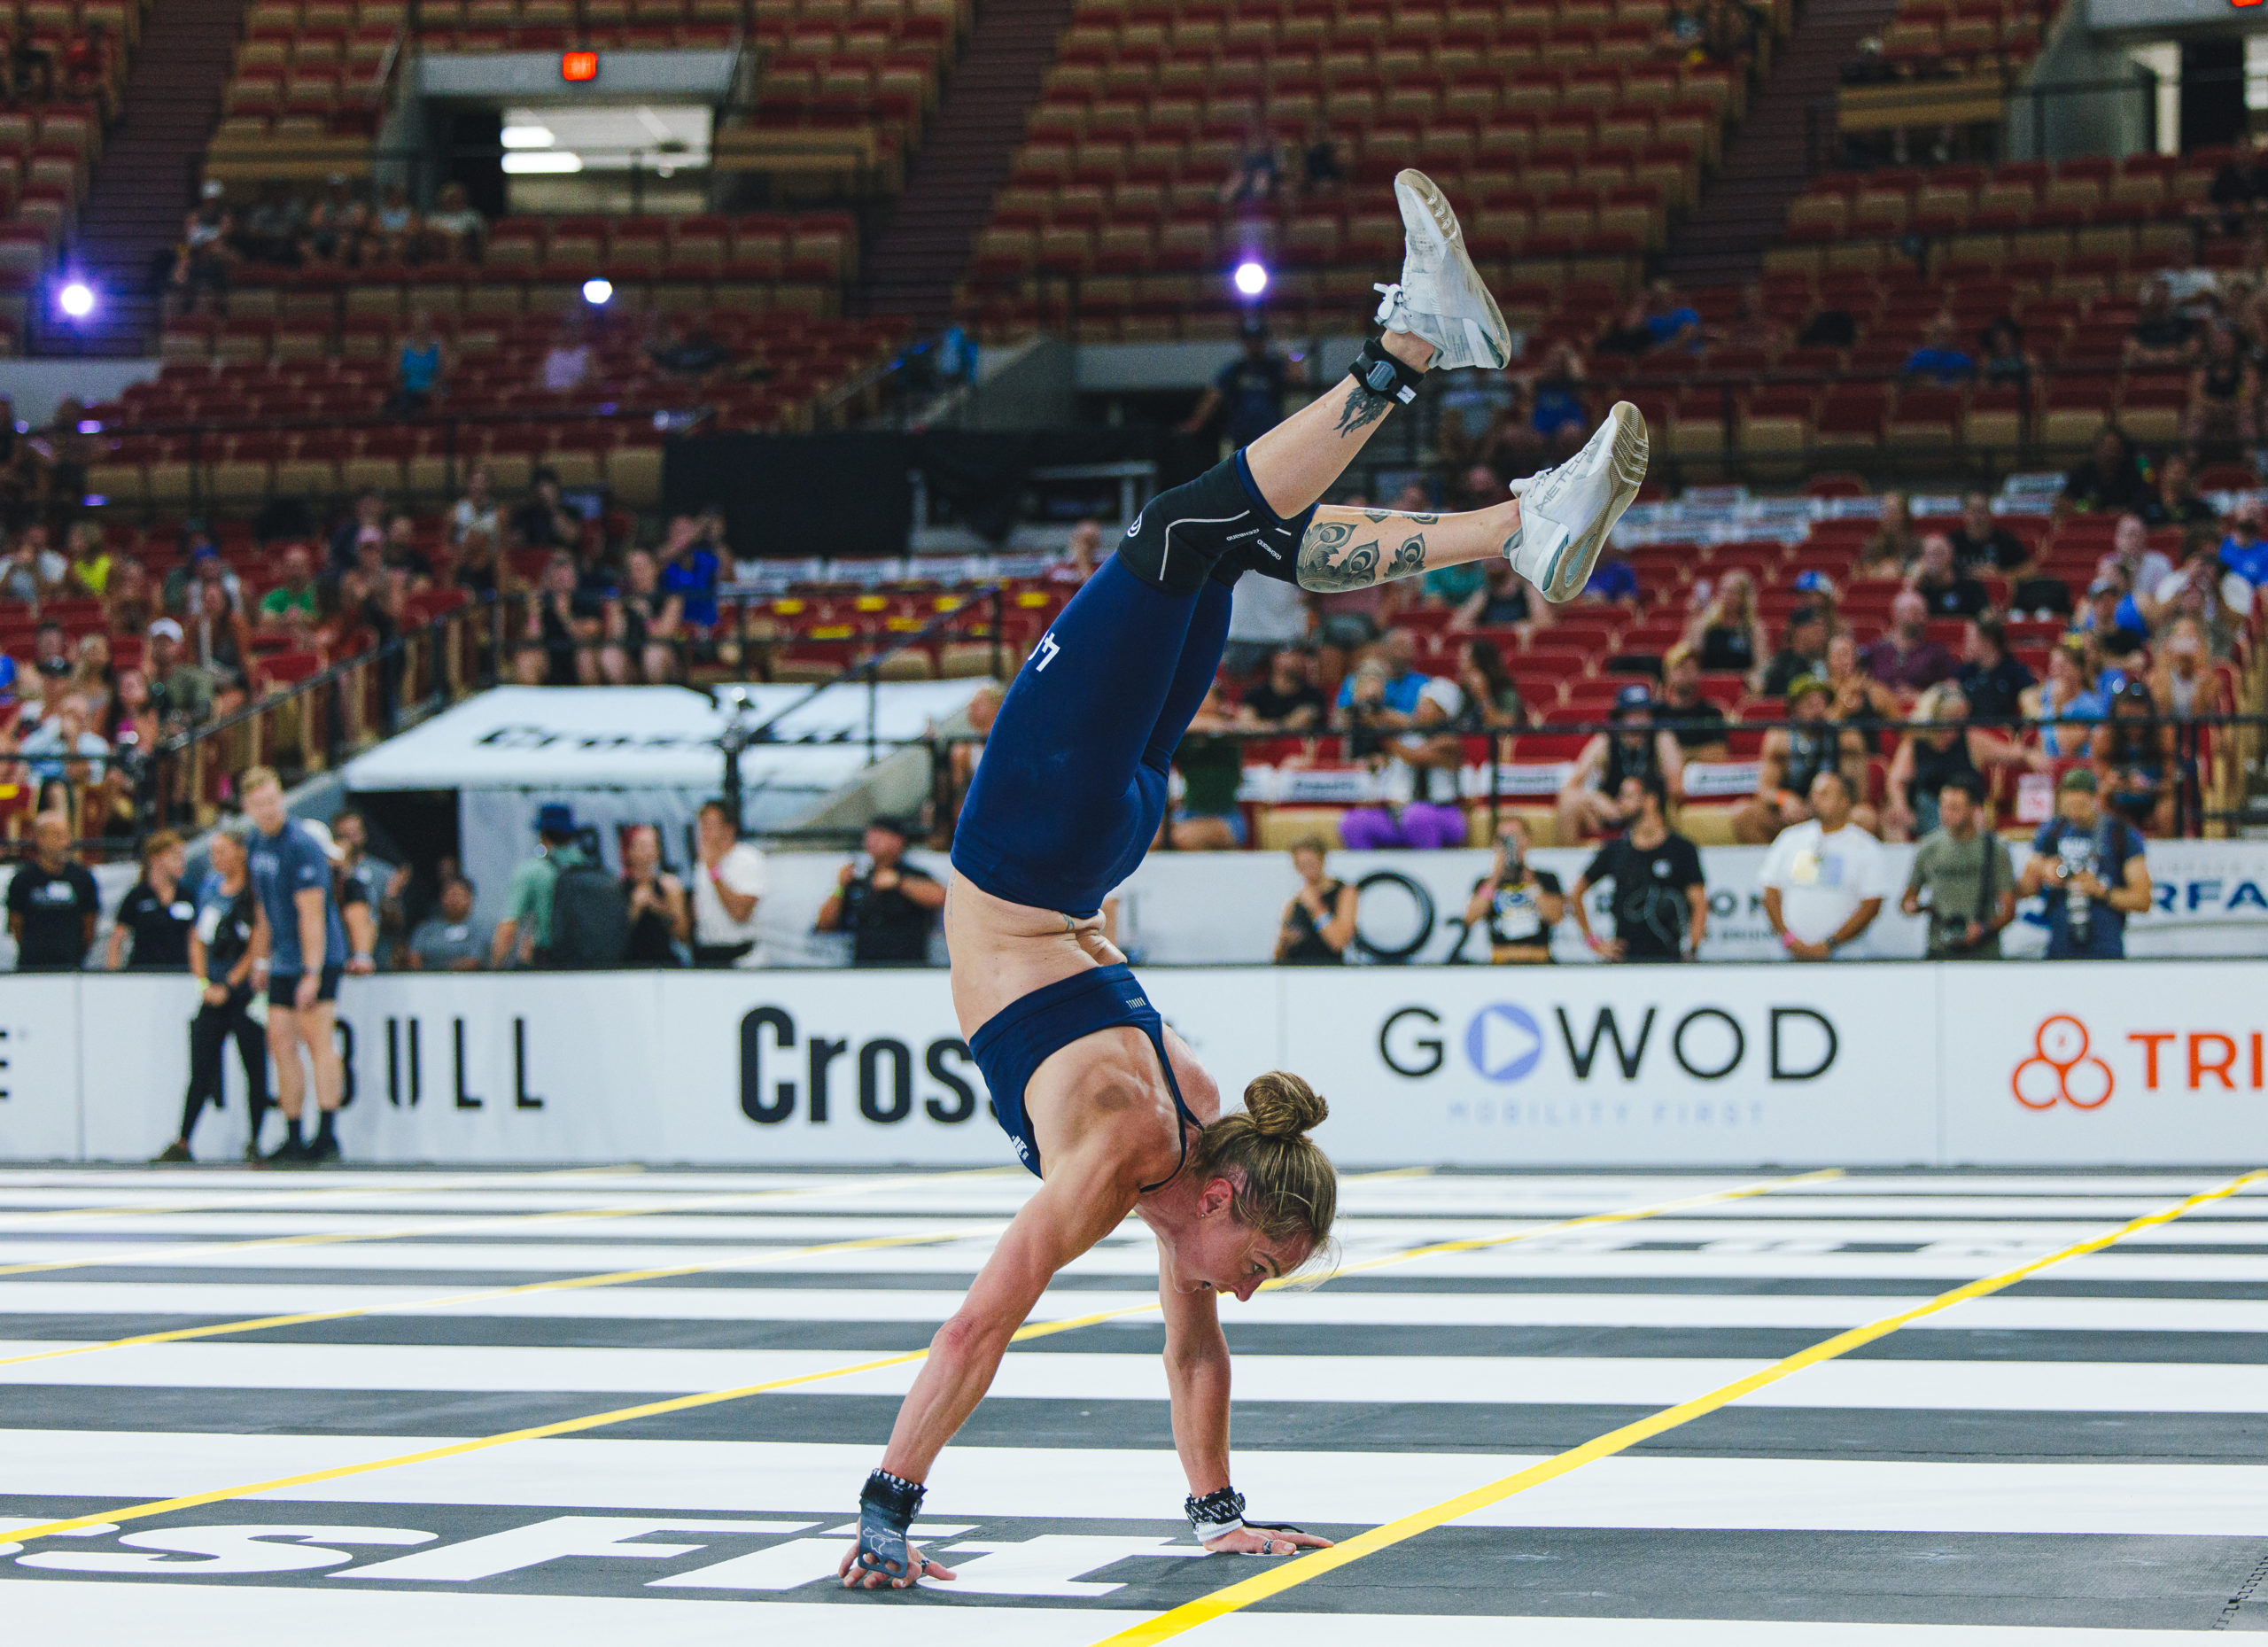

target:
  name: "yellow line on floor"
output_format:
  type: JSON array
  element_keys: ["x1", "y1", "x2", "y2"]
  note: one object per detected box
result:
[
  {"x1": 0, "y1": 1166, "x2": 1830, "y2": 1545},
  {"x1": 1086, "y1": 1164, "x2": 2268, "y2": 1647},
  {"x1": 0, "y1": 1166, "x2": 1020, "y2": 1279}
]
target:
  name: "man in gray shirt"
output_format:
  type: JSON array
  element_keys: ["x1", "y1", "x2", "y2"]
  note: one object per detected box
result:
[
  {"x1": 1899, "y1": 773, "x2": 2016, "y2": 959},
  {"x1": 406, "y1": 875, "x2": 491, "y2": 971}
]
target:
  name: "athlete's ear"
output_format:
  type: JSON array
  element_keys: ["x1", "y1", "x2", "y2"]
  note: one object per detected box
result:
[{"x1": 1199, "y1": 1177, "x2": 1238, "y2": 1219}]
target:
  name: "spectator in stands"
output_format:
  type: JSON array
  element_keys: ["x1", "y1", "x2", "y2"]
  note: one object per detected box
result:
[
  {"x1": 2093, "y1": 679, "x2": 2174, "y2": 836},
  {"x1": 1885, "y1": 680, "x2": 2041, "y2": 841},
  {"x1": 0, "y1": 530, "x2": 56, "y2": 607},
  {"x1": 601, "y1": 548, "x2": 681, "y2": 686},
  {"x1": 1949, "y1": 491, "x2": 2031, "y2": 577},
  {"x1": 1276, "y1": 838, "x2": 1358, "y2": 965},
  {"x1": 368, "y1": 183, "x2": 420, "y2": 265},
  {"x1": 28, "y1": 617, "x2": 68, "y2": 688},
  {"x1": 256, "y1": 545, "x2": 320, "y2": 636},
  {"x1": 236, "y1": 182, "x2": 305, "y2": 268},
  {"x1": 2025, "y1": 634, "x2": 2109, "y2": 758},
  {"x1": 1223, "y1": 533, "x2": 1309, "y2": 675},
  {"x1": 492, "y1": 803, "x2": 586, "y2": 969},
  {"x1": 406, "y1": 874, "x2": 491, "y2": 972},
  {"x1": 1594, "y1": 294, "x2": 1657, "y2": 359},
  {"x1": 383, "y1": 513, "x2": 435, "y2": 591},
  {"x1": 1339, "y1": 666, "x2": 1466, "y2": 851},
  {"x1": 1182, "y1": 322, "x2": 1300, "y2": 447},
  {"x1": 9, "y1": 810, "x2": 95, "y2": 970},
  {"x1": 2186, "y1": 323, "x2": 2260, "y2": 447},
  {"x1": 657, "y1": 512, "x2": 723, "y2": 641},
  {"x1": 303, "y1": 175, "x2": 365, "y2": 267},
  {"x1": 1734, "y1": 675, "x2": 1871, "y2": 845},
  {"x1": 2022, "y1": 768, "x2": 2151, "y2": 959},
  {"x1": 1557, "y1": 683, "x2": 1683, "y2": 843},
  {"x1": 1333, "y1": 626, "x2": 1426, "y2": 724},
  {"x1": 510, "y1": 467, "x2": 584, "y2": 554},
  {"x1": 2061, "y1": 427, "x2": 2154, "y2": 517},
  {"x1": 330, "y1": 490, "x2": 385, "y2": 578},
  {"x1": 517, "y1": 552, "x2": 597, "y2": 686},
  {"x1": 2148, "y1": 615, "x2": 2227, "y2": 721},
  {"x1": 1642, "y1": 280, "x2": 1703, "y2": 353},
  {"x1": 143, "y1": 619, "x2": 211, "y2": 734},
  {"x1": 2221, "y1": 498, "x2": 2268, "y2": 586},
  {"x1": 1168, "y1": 680, "x2": 1247, "y2": 849},
  {"x1": 1449, "y1": 556, "x2": 1544, "y2": 633},
  {"x1": 1464, "y1": 818, "x2": 1564, "y2": 964},
  {"x1": 2075, "y1": 573, "x2": 2148, "y2": 663},
  {"x1": 1219, "y1": 118, "x2": 1282, "y2": 206},
  {"x1": 1712, "y1": 282, "x2": 1789, "y2": 353},
  {"x1": 1451, "y1": 638, "x2": 1526, "y2": 735},
  {"x1": 2105, "y1": 510, "x2": 2174, "y2": 599},
  {"x1": 103, "y1": 557, "x2": 152, "y2": 639},
  {"x1": 2125, "y1": 276, "x2": 2201, "y2": 372},
  {"x1": 1907, "y1": 533, "x2": 1988, "y2": 618},
  {"x1": 1581, "y1": 540, "x2": 1642, "y2": 608},
  {"x1": 423, "y1": 183, "x2": 485, "y2": 263},
  {"x1": 391, "y1": 310, "x2": 448, "y2": 415},
  {"x1": 21, "y1": 691, "x2": 105, "y2": 786},
  {"x1": 1298, "y1": 116, "x2": 1344, "y2": 196},
  {"x1": 1977, "y1": 318, "x2": 2038, "y2": 394},
  {"x1": 190, "y1": 579, "x2": 252, "y2": 718},
  {"x1": 332, "y1": 806, "x2": 407, "y2": 973},
  {"x1": 164, "y1": 539, "x2": 232, "y2": 617},
  {"x1": 448, "y1": 466, "x2": 502, "y2": 551},
  {"x1": 1658, "y1": 644, "x2": 1730, "y2": 758},
  {"x1": 1902, "y1": 314, "x2": 1975, "y2": 385},
  {"x1": 1760, "y1": 769, "x2": 1886, "y2": 961},
  {"x1": 68, "y1": 633, "x2": 113, "y2": 732},
  {"x1": 1573, "y1": 773, "x2": 1706, "y2": 961},
  {"x1": 1047, "y1": 519, "x2": 1102, "y2": 588},
  {"x1": 105, "y1": 829, "x2": 192, "y2": 971},
  {"x1": 1238, "y1": 644, "x2": 1327, "y2": 733},
  {"x1": 690, "y1": 798, "x2": 765, "y2": 968},
  {"x1": 647, "y1": 315, "x2": 734, "y2": 381},
  {"x1": 816, "y1": 816, "x2": 944, "y2": 967},
  {"x1": 454, "y1": 526, "x2": 501, "y2": 599},
  {"x1": 2146, "y1": 453, "x2": 2218, "y2": 530},
  {"x1": 1863, "y1": 590, "x2": 1956, "y2": 696},
  {"x1": 1758, "y1": 602, "x2": 1831, "y2": 699},
  {"x1": 1900, "y1": 772, "x2": 2015, "y2": 959},
  {"x1": 1683, "y1": 570, "x2": 1767, "y2": 676},
  {"x1": 540, "y1": 316, "x2": 593, "y2": 395},
  {"x1": 170, "y1": 183, "x2": 236, "y2": 315},
  {"x1": 1955, "y1": 615, "x2": 2033, "y2": 725},
  {"x1": 1856, "y1": 493, "x2": 1922, "y2": 577},
  {"x1": 617, "y1": 824, "x2": 687, "y2": 967},
  {"x1": 65, "y1": 521, "x2": 111, "y2": 599},
  {"x1": 61, "y1": 19, "x2": 109, "y2": 101}
]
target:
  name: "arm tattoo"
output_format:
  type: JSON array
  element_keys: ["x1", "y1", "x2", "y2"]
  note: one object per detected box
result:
[
  {"x1": 1333, "y1": 381, "x2": 1394, "y2": 436},
  {"x1": 1299, "y1": 517, "x2": 1433, "y2": 591},
  {"x1": 1388, "y1": 534, "x2": 1426, "y2": 579}
]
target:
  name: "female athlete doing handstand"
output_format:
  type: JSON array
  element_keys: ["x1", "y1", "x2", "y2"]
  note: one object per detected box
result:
[{"x1": 843, "y1": 168, "x2": 1649, "y2": 1588}]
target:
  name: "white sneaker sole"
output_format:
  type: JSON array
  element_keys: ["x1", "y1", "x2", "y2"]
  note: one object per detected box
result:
[
  {"x1": 1394, "y1": 167, "x2": 1510, "y2": 370},
  {"x1": 1531, "y1": 400, "x2": 1650, "y2": 603}
]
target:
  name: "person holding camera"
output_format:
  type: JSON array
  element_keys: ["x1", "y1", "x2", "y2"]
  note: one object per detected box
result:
[
  {"x1": 1899, "y1": 773, "x2": 2015, "y2": 959},
  {"x1": 2019, "y1": 767, "x2": 2151, "y2": 959},
  {"x1": 1462, "y1": 816, "x2": 1565, "y2": 963},
  {"x1": 619, "y1": 824, "x2": 689, "y2": 967},
  {"x1": 816, "y1": 816, "x2": 943, "y2": 967}
]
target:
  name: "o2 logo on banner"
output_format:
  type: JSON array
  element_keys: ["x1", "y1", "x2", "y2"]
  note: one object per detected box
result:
[{"x1": 2013, "y1": 1015, "x2": 2113, "y2": 1111}]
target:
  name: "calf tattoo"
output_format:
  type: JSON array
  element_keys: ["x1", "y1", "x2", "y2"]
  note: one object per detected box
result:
[
  {"x1": 1333, "y1": 381, "x2": 1394, "y2": 436},
  {"x1": 1296, "y1": 513, "x2": 1433, "y2": 592}
]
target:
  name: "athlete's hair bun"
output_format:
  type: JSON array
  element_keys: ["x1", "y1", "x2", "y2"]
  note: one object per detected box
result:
[{"x1": 1243, "y1": 1071, "x2": 1327, "y2": 1138}]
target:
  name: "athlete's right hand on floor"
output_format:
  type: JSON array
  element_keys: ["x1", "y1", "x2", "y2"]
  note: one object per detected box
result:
[
  {"x1": 1203, "y1": 1526, "x2": 1336, "y2": 1557},
  {"x1": 837, "y1": 1535, "x2": 959, "y2": 1590}
]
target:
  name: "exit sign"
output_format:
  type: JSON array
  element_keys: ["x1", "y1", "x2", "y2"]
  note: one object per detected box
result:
[{"x1": 561, "y1": 50, "x2": 598, "y2": 81}]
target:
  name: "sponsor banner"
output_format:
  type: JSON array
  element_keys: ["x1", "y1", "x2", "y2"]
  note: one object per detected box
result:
[
  {"x1": 0, "y1": 975, "x2": 82, "y2": 1160},
  {"x1": 1938, "y1": 962, "x2": 2268, "y2": 1166},
  {"x1": 1289, "y1": 965, "x2": 1938, "y2": 1166}
]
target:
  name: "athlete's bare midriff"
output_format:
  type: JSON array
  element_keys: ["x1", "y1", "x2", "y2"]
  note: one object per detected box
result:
[{"x1": 944, "y1": 868, "x2": 1217, "y2": 1188}]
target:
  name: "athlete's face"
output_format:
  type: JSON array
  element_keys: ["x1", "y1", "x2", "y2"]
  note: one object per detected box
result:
[{"x1": 1166, "y1": 1178, "x2": 1308, "y2": 1302}]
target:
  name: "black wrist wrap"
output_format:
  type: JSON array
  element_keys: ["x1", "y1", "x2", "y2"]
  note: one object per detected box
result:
[
  {"x1": 855, "y1": 1468, "x2": 926, "y2": 1578},
  {"x1": 1352, "y1": 338, "x2": 1423, "y2": 405}
]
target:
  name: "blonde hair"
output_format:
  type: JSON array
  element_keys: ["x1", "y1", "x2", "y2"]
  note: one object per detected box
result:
[
  {"x1": 139, "y1": 828, "x2": 183, "y2": 866},
  {"x1": 1187, "y1": 1071, "x2": 1338, "y2": 1265},
  {"x1": 240, "y1": 764, "x2": 281, "y2": 796}
]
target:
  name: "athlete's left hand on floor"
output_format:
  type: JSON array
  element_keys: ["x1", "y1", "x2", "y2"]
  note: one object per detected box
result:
[
  {"x1": 836, "y1": 1536, "x2": 959, "y2": 1589},
  {"x1": 1203, "y1": 1527, "x2": 1335, "y2": 1557}
]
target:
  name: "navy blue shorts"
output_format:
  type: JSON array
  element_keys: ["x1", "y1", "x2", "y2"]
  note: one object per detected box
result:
[
  {"x1": 969, "y1": 963, "x2": 1197, "y2": 1184},
  {"x1": 268, "y1": 966, "x2": 342, "y2": 1013}
]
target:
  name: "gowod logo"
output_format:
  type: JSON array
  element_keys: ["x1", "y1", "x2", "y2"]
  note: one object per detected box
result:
[
  {"x1": 2012, "y1": 1015, "x2": 2113, "y2": 1110},
  {"x1": 1464, "y1": 1003, "x2": 1544, "y2": 1082},
  {"x1": 1379, "y1": 1000, "x2": 1838, "y2": 1084}
]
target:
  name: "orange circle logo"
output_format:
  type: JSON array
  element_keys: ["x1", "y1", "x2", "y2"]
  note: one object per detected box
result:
[{"x1": 2013, "y1": 1014, "x2": 2114, "y2": 1110}]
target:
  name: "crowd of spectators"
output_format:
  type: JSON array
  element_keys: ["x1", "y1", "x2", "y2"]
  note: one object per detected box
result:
[{"x1": 173, "y1": 175, "x2": 490, "y2": 310}]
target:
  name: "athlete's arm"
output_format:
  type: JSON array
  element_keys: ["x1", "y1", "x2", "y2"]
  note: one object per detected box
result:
[
  {"x1": 294, "y1": 886, "x2": 327, "y2": 1006},
  {"x1": 1161, "y1": 1274, "x2": 1231, "y2": 1498}
]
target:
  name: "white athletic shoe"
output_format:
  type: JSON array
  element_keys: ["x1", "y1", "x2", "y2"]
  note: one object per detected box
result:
[
  {"x1": 1371, "y1": 168, "x2": 1511, "y2": 372},
  {"x1": 1506, "y1": 401, "x2": 1650, "y2": 603}
]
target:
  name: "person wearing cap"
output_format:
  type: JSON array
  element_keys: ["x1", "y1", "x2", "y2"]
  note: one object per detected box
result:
[
  {"x1": 817, "y1": 815, "x2": 945, "y2": 967},
  {"x1": 144, "y1": 618, "x2": 212, "y2": 733},
  {"x1": 242, "y1": 765, "x2": 350, "y2": 1163},
  {"x1": 1758, "y1": 602, "x2": 1831, "y2": 701},
  {"x1": 1555, "y1": 681, "x2": 1684, "y2": 844},
  {"x1": 1179, "y1": 322, "x2": 1304, "y2": 448},
  {"x1": 1735, "y1": 673, "x2": 1872, "y2": 844},
  {"x1": 492, "y1": 801, "x2": 588, "y2": 969},
  {"x1": 1657, "y1": 644, "x2": 1729, "y2": 759},
  {"x1": 2091, "y1": 678, "x2": 2175, "y2": 837},
  {"x1": 2074, "y1": 571, "x2": 2147, "y2": 662},
  {"x1": 2020, "y1": 767, "x2": 2151, "y2": 959}
]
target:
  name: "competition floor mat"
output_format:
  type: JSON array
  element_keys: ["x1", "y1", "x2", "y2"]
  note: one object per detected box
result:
[{"x1": 0, "y1": 1164, "x2": 2264, "y2": 1643}]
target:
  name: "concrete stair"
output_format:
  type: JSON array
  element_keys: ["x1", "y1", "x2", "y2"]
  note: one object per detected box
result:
[{"x1": 853, "y1": 0, "x2": 1080, "y2": 324}]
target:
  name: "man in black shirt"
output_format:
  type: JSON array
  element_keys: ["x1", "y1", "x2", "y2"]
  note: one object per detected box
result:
[
  {"x1": 816, "y1": 817, "x2": 945, "y2": 966},
  {"x1": 1238, "y1": 646, "x2": 1328, "y2": 731},
  {"x1": 1758, "y1": 604, "x2": 1830, "y2": 701},
  {"x1": 1179, "y1": 323, "x2": 1301, "y2": 447},
  {"x1": 1570, "y1": 774, "x2": 1708, "y2": 961},
  {"x1": 510, "y1": 467, "x2": 585, "y2": 553},
  {"x1": 1955, "y1": 615, "x2": 2034, "y2": 726},
  {"x1": 1908, "y1": 533, "x2": 1989, "y2": 618},
  {"x1": 1657, "y1": 646, "x2": 1729, "y2": 757},
  {"x1": 7, "y1": 810, "x2": 97, "y2": 970},
  {"x1": 1949, "y1": 492, "x2": 2033, "y2": 576}
]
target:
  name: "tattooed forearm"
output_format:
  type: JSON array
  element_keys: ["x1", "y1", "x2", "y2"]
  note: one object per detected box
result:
[{"x1": 1333, "y1": 382, "x2": 1394, "y2": 437}]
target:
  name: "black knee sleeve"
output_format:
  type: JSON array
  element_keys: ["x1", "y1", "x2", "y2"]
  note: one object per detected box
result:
[{"x1": 1115, "y1": 454, "x2": 1314, "y2": 595}]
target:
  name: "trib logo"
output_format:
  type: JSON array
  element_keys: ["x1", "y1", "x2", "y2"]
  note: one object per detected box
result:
[
  {"x1": 2013, "y1": 1015, "x2": 2111, "y2": 1110},
  {"x1": 2013, "y1": 1014, "x2": 2268, "y2": 1109}
]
